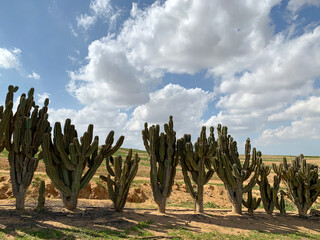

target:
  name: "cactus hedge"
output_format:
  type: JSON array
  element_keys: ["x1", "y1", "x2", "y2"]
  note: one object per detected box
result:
[
  {"x1": 142, "y1": 116, "x2": 178, "y2": 213},
  {"x1": 100, "y1": 149, "x2": 140, "y2": 212},
  {"x1": 0, "y1": 85, "x2": 51, "y2": 210},
  {"x1": 212, "y1": 125, "x2": 261, "y2": 214},
  {"x1": 42, "y1": 119, "x2": 124, "y2": 210},
  {"x1": 177, "y1": 126, "x2": 216, "y2": 213},
  {"x1": 280, "y1": 154, "x2": 320, "y2": 217}
]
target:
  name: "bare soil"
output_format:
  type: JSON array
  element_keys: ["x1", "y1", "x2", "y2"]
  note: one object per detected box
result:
[{"x1": 0, "y1": 154, "x2": 319, "y2": 239}]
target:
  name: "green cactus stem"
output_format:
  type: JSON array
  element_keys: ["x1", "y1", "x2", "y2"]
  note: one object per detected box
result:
[
  {"x1": 142, "y1": 116, "x2": 178, "y2": 213},
  {"x1": 42, "y1": 119, "x2": 124, "y2": 211},
  {"x1": 242, "y1": 189, "x2": 261, "y2": 214},
  {"x1": 100, "y1": 149, "x2": 140, "y2": 212},
  {"x1": 36, "y1": 180, "x2": 45, "y2": 212},
  {"x1": 0, "y1": 85, "x2": 51, "y2": 210},
  {"x1": 257, "y1": 162, "x2": 285, "y2": 215},
  {"x1": 280, "y1": 154, "x2": 320, "y2": 217},
  {"x1": 212, "y1": 124, "x2": 261, "y2": 214},
  {"x1": 177, "y1": 126, "x2": 216, "y2": 213}
]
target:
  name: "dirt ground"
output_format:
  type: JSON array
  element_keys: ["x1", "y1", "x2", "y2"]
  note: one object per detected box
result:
[{"x1": 0, "y1": 154, "x2": 319, "y2": 239}]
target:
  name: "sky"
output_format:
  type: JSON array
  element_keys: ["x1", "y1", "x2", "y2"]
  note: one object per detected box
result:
[{"x1": 0, "y1": 0, "x2": 320, "y2": 155}]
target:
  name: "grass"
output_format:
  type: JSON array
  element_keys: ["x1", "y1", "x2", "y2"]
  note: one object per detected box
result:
[
  {"x1": 0, "y1": 220, "x2": 154, "y2": 239},
  {"x1": 167, "y1": 227, "x2": 320, "y2": 240}
]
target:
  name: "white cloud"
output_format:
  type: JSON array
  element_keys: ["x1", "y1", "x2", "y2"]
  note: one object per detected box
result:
[
  {"x1": 0, "y1": 48, "x2": 21, "y2": 69},
  {"x1": 76, "y1": 0, "x2": 120, "y2": 30},
  {"x1": 127, "y1": 84, "x2": 213, "y2": 146},
  {"x1": 36, "y1": 93, "x2": 50, "y2": 106},
  {"x1": 207, "y1": 26, "x2": 320, "y2": 136},
  {"x1": 64, "y1": 0, "x2": 320, "y2": 154},
  {"x1": 287, "y1": 0, "x2": 320, "y2": 13},
  {"x1": 27, "y1": 71, "x2": 40, "y2": 80},
  {"x1": 118, "y1": 0, "x2": 280, "y2": 75},
  {"x1": 68, "y1": 36, "x2": 161, "y2": 108}
]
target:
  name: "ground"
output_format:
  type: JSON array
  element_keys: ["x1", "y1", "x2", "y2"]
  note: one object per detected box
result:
[{"x1": 0, "y1": 150, "x2": 319, "y2": 239}]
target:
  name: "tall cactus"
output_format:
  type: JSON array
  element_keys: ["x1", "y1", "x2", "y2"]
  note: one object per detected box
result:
[
  {"x1": 212, "y1": 125, "x2": 261, "y2": 214},
  {"x1": 257, "y1": 162, "x2": 285, "y2": 215},
  {"x1": 177, "y1": 126, "x2": 216, "y2": 213},
  {"x1": 280, "y1": 154, "x2": 320, "y2": 217},
  {"x1": 42, "y1": 119, "x2": 124, "y2": 210},
  {"x1": 100, "y1": 149, "x2": 140, "y2": 212},
  {"x1": 142, "y1": 116, "x2": 178, "y2": 213},
  {"x1": 0, "y1": 85, "x2": 51, "y2": 210}
]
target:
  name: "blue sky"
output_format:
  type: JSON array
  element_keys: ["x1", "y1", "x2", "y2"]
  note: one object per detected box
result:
[{"x1": 1, "y1": 0, "x2": 320, "y2": 155}]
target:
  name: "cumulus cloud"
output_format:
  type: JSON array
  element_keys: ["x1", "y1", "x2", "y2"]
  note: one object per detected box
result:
[
  {"x1": 0, "y1": 48, "x2": 21, "y2": 69},
  {"x1": 127, "y1": 84, "x2": 213, "y2": 144},
  {"x1": 68, "y1": 36, "x2": 159, "y2": 108},
  {"x1": 117, "y1": 0, "x2": 279, "y2": 75},
  {"x1": 27, "y1": 71, "x2": 40, "y2": 80},
  {"x1": 63, "y1": 0, "x2": 320, "y2": 153}
]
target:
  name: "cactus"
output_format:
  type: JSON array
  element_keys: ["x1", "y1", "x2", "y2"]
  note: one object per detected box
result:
[
  {"x1": 280, "y1": 154, "x2": 320, "y2": 217},
  {"x1": 212, "y1": 124, "x2": 261, "y2": 214},
  {"x1": 257, "y1": 162, "x2": 285, "y2": 214},
  {"x1": 42, "y1": 119, "x2": 124, "y2": 211},
  {"x1": 36, "y1": 180, "x2": 45, "y2": 212},
  {"x1": 100, "y1": 149, "x2": 140, "y2": 212},
  {"x1": 0, "y1": 85, "x2": 51, "y2": 210},
  {"x1": 242, "y1": 189, "x2": 261, "y2": 214},
  {"x1": 142, "y1": 116, "x2": 178, "y2": 213},
  {"x1": 177, "y1": 126, "x2": 216, "y2": 213}
]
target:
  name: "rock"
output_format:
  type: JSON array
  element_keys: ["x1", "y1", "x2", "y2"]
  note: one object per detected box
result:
[{"x1": 127, "y1": 188, "x2": 148, "y2": 203}]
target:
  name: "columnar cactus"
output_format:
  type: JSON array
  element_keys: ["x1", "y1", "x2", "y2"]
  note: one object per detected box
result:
[
  {"x1": 0, "y1": 85, "x2": 51, "y2": 210},
  {"x1": 242, "y1": 189, "x2": 261, "y2": 214},
  {"x1": 42, "y1": 119, "x2": 124, "y2": 210},
  {"x1": 177, "y1": 126, "x2": 216, "y2": 213},
  {"x1": 280, "y1": 154, "x2": 320, "y2": 217},
  {"x1": 100, "y1": 149, "x2": 140, "y2": 212},
  {"x1": 36, "y1": 180, "x2": 45, "y2": 212},
  {"x1": 257, "y1": 162, "x2": 285, "y2": 215},
  {"x1": 142, "y1": 116, "x2": 178, "y2": 213},
  {"x1": 212, "y1": 124, "x2": 261, "y2": 214}
]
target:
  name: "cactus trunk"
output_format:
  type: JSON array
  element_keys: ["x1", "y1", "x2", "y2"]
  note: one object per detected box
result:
[
  {"x1": 195, "y1": 185, "x2": 204, "y2": 213},
  {"x1": 62, "y1": 194, "x2": 78, "y2": 211},
  {"x1": 227, "y1": 182, "x2": 243, "y2": 214},
  {"x1": 158, "y1": 198, "x2": 167, "y2": 213},
  {"x1": 9, "y1": 151, "x2": 38, "y2": 210}
]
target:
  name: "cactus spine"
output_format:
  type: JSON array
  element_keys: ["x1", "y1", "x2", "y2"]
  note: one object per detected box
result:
[
  {"x1": 280, "y1": 154, "x2": 320, "y2": 217},
  {"x1": 0, "y1": 85, "x2": 51, "y2": 210},
  {"x1": 242, "y1": 189, "x2": 261, "y2": 214},
  {"x1": 36, "y1": 180, "x2": 45, "y2": 212},
  {"x1": 142, "y1": 116, "x2": 178, "y2": 213},
  {"x1": 212, "y1": 125, "x2": 261, "y2": 214},
  {"x1": 100, "y1": 149, "x2": 140, "y2": 212},
  {"x1": 257, "y1": 162, "x2": 286, "y2": 215},
  {"x1": 42, "y1": 119, "x2": 124, "y2": 211},
  {"x1": 177, "y1": 126, "x2": 216, "y2": 213}
]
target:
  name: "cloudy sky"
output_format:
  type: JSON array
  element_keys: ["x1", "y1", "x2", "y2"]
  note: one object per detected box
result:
[{"x1": 1, "y1": 0, "x2": 320, "y2": 155}]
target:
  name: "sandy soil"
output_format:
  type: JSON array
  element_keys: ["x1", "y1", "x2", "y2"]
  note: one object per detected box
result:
[{"x1": 0, "y1": 154, "x2": 319, "y2": 239}]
